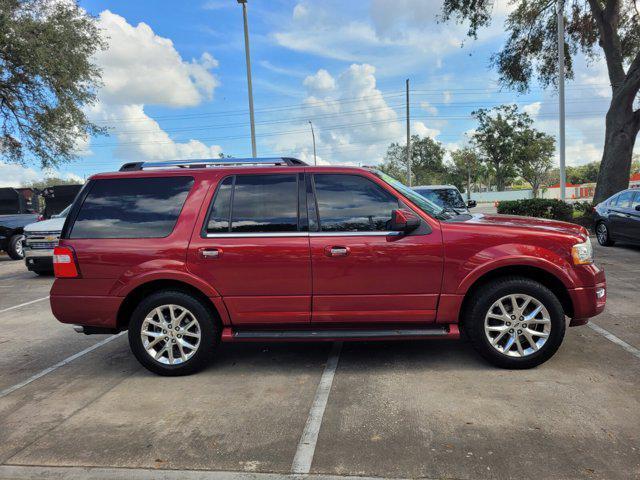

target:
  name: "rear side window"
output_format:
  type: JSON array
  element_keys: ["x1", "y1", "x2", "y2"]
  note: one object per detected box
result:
[
  {"x1": 205, "y1": 174, "x2": 299, "y2": 234},
  {"x1": 632, "y1": 191, "x2": 640, "y2": 209},
  {"x1": 70, "y1": 176, "x2": 193, "y2": 239},
  {"x1": 313, "y1": 174, "x2": 399, "y2": 232}
]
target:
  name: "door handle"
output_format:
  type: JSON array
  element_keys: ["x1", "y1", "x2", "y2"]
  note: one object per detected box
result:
[
  {"x1": 325, "y1": 246, "x2": 350, "y2": 257},
  {"x1": 200, "y1": 248, "x2": 222, "y2": 259}
]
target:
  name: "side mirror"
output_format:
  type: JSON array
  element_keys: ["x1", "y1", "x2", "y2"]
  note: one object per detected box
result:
[
  {"x1": 390, "y1": 209, "x2": 421, "y2": 233},
  {"x1": 635, "y1": 205, "x2": 640, "y2": 211},
  {"x1": 467, "y1": 200, "x2": 477, "y2": 208}
]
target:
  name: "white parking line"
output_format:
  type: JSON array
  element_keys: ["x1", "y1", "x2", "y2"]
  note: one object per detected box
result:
[
  {"x1": 589, "y1": 323, "x2": 640, "y2": 360},
  {"x1": 0, "y1": 295, "x2": 50, "y2": 314},
  {"x1": 292, "y1": 341, "x2": 342, "y2": 475},
  {"x1": 0, "y1": 332, "x2": 125, "y2": 399}
]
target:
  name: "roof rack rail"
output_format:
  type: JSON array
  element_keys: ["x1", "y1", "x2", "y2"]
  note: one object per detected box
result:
[{"x1": 119, "y1": 157, "x2": 307, "y2": 172}]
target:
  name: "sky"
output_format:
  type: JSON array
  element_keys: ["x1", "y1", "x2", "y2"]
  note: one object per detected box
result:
[{"x1": 1, "y1": 0, "x2": 633, "y2": 187}]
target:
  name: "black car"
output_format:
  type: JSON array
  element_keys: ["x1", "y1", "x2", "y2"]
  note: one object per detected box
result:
[{"x1": 593, "y1": 188, "x2": 640, "y2": 246}]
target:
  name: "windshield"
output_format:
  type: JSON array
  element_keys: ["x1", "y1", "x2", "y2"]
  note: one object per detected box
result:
[
  {"x1": 54, "y1": 205, "x2": 72, "y2": 218},
  {"x1": 414, "y1": 188, "x2": 466, "y2": 209},
  {"x1": 373, "y1": 170, "x2": 450, "y2": 220}
]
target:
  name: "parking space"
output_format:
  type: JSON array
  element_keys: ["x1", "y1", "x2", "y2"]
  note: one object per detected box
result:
[{"x1": 0, "y1": 243, "x2": 639, "y2": 480}]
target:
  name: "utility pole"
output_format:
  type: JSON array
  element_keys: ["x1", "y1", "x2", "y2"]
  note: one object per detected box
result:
[
  {"x1": 467, "y1": 161, "x2": 471, "y2": 201},
  {"x1": 238, "y1": 0, "x2": 257, "y2": 157},
  {"x1": 308, "y1": 121, "x2": 317, "y2": 166},
  {"x1": 557, "y1": 0, "x2": 566, "y2": 201},
  {"x1": 406, "y1": 78, "x2": 411, "y2": 186}
]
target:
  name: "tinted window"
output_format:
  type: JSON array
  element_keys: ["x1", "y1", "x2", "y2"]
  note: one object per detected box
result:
[
  {"x1": 313, "y1": 174, "x2": 399, "y2": 232},
  {"x1": 206, "y1": 177, "x2": 233, "y2": 233},
  {"x1": 631, "y1": 191, "x2": 640, "y2": 209},
  {"x1": 205, "y1": 174, "x2": 299, "y2": 233},
  {"x1": 614, "y1": 191, "x2": 634, "y2": 208},
  {"x1": 70, "y1": 177, "x2": 193, "y2": 239},
  {"x1": 415, "y1": 188, "x2": 465, "y2": 209}
]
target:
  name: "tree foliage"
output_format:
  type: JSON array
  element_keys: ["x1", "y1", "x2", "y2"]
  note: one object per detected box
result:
[
  {"x1": 440, "y1": 0, "x2": 640, "y2": 203},
  {"x1": 447, "y1": 147, "x2": 485, "y2": 194},
  {"x1": 379, "y1": 135, "x2": 446, "y2": 185},
  {"x1": 0, "y1": 0, "x2": 105, "y2": 168},
  {"x1": 515, "y1": 129, "x2": 555, "y2": 197},
  {"x1": 21, "y1": 176, "x2": 82, "y2": 190}
]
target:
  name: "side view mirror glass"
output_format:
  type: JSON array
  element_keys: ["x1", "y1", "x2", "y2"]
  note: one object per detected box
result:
[
  {"x1": 467, "y1": 200, "x2": 477, "y2": 208},
  {"x1": 390, "y1": 209, "x2": 421, "y2": 233},
  {"x1": 635, "y1": 205, "x2": 640, "y2": 211}
]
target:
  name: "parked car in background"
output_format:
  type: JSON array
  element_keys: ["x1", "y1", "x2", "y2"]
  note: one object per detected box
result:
[
  {"x1": 0, "y1": 188, "x2": 40, "y2": 260},
  {"x1": 593, "y1": 188, "x2": 640, "y2": 246},
  {"x1": 41, "y1": 185, "x2": 82, "y2": 219},
  {"x1": 413, "y1": 185, "x2": 476, "y2": 215},
  {"x1": 24, "y1": 205, "x2": 71, "y2": 275},
  {"x1": 51, "y1": 158, "x2": 605, "y2": 376}
]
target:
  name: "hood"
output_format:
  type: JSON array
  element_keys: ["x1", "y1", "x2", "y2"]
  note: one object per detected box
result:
[
  {"x1": 458, "y1": 213, "x2": 587, "y2": 239},
  {"x1": 0, "y1": 213, "x2": 39, "y2": 229},
  {"x1": 24, "y1": 216, "x2": 66, "y2": 233}
]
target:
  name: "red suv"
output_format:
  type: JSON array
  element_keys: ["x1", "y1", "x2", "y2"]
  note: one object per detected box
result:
[{"x1": 50, "y1": 158, "x2": 606, "y2": 375}]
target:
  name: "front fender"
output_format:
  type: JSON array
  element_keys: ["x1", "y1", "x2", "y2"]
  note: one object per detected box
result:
[{"x1": 454, "y1": 243, "x2": 576, "y2": 295}]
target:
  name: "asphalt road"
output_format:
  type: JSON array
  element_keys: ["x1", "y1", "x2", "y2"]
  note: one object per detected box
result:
[{"x1": 0, "y1": 242, "x2": 638, "y2": 480}]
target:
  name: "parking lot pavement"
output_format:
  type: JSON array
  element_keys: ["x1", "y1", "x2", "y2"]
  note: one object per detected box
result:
[{"x1": 0, "y1": 245, "x2": 639, "y2": 480}]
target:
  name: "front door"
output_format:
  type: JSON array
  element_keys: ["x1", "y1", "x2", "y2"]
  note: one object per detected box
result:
[
  {"x1": 188, "y1": 173, "x2": 311, "y2": 326},
  {"x1": 308, "y1": 173, "x2": 443, "y2": 325}
]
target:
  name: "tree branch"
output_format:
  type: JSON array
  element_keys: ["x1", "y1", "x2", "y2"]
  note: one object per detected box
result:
[{"x1": 587, "y1": 0, "x2": 626, "y2": 88}]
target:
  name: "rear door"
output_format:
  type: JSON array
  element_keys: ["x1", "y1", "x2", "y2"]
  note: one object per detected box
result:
[
  {"x1": 628, "y1": 191, "x2": 640, "y2": 242},
  {"x1": 187, "y1": 173, "x2": 312, "y2": 326},
  {"x1": 308, "y1": 173, "x2": 443, "y2": 325}
]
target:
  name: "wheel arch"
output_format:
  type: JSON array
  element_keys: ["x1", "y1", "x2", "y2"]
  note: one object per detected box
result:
[
  {"x1": 116, "y1": 279, "x2": 226, "y2": 330},
  {"x1": 458, "y1": 265, "x2": 574, "y2": 324}
]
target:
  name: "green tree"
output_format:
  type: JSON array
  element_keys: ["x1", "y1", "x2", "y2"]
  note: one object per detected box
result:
[
  {"x1": 380, "y1": 135, "x2": 446, "y2": 185},
  {"x1": 0, "y1": 0, "x2": 105, "y2": 168},
  {"x1": 447, "y1": 147, "x2": 483, "y2": 198},
  {"x1": 441, "y1": 0, "x2": 640, "y2": 203},
  {"x1": 515, "y1": 129, "x2": 555, "y2": 198},
  {"x1": 471, "y1": 104, "x2": 532, "y2": 191}
]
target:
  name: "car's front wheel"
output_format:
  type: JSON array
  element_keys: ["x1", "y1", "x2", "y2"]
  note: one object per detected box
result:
[
  {"x1": 463, "y1": 277, "x2": 566, "y2": 369},
  {"x1": 7, "y1": 233, "x2": 25, "y2": 260},
  {"x1": 128, "y1": 290, "x2": 219, "y2": 376},
  {"x1": 596, "y1": 221, "x2": 614, "y2": 246}
]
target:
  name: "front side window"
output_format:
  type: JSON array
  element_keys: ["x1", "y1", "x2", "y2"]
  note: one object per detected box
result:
[
  {"x1": 614, "y1": 191, "x2": 634, "y2": 208},
  {"x1": 631, "y1": 191, "x2": 640, "y2": 209},
  {"x1": 313, "y1": 174, "x2": 399, "y2": 232},
  {"x1": 70, "y1": 176, "x2": 193, "y2": 239},
  {"x1": 206, "y1": 174, "x2": 299, "y2": 234}
]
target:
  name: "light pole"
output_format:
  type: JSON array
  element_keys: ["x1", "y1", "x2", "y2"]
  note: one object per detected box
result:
[
  {"x1": 557, "y1": 0, "x2": 566, "y2": 200},
  {"x1": 308, "y1": 121, "x2": 317, "y2": 165},
  {"x1": 237, "y1": 0, "x2": 257, "y2": 157},
  {"x1": 406, "y1": 78, "x2": 411, "y2": 186}
]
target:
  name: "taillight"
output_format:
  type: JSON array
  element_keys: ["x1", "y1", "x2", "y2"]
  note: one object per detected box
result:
[{"x1": 53, "y1": 246, "x2": 80, "y2": 278}]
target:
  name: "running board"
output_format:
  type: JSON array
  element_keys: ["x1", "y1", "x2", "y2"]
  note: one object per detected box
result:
[{"x1": 221, "y1": 325, "x2": 459, "y2": 342}]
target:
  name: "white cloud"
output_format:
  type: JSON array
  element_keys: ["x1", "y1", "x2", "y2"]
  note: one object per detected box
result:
[
  {"x1": 412, "y1": 121, "x2": 440, "y2": 139},
  {"x1": 420, "y1": 101, "x2": 438, "y2": 115},
  {"x1": 94, "y1": 104, "x2": 222, "y2": 161},
  {"x1": 94, "y1": 10, "x2": 219, "y2": 107},
  {"x1": 303, "y1": 69, "x2": 336, "y2": 94},
  {"x1": 0, "y1": 162, "x2": 83, "y2": 188},
  {"x1": 442, "y1": 91, "x2": 452, "y2": 104},
  {"x1": 523, "y1": 101, "x2": 542, "y2": 118}
]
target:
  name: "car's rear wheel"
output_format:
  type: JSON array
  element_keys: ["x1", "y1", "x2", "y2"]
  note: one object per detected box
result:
[
  {"x1": 596, "y1": 222, "x2": 614, "y2": 246},
  {"x1": 128, "y1": 290, "x2": 219, "y2": 376},
  {"x1": 7, "y1": 233, "x2": 25, "y2": 260},
  {"x1": 463, "y1": 277, "x2": 566, "y2": 369}
]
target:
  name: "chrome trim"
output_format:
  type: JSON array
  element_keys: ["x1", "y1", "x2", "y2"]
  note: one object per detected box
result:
[
  {"x1": 24, "y1": 248, "x2": 54, "y2": 258},
  {"x1": 205, "y1": 231, "x2": 401, "y2": 238}
]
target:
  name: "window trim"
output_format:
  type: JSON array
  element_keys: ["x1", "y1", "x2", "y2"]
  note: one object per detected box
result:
[
  {"x1": 201, "y1": 173, "x2": 304, "y2": 237},
  {"x1": 65, "y1": 176, "x2": 194, "y2": 240},
  {"x1": 310, "y1": 172, "x2": 401, "y2": 234}
]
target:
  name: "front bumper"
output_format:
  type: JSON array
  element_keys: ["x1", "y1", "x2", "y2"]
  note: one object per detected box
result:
[
  {"x1": 24, "y1": 248, "x2": 54, "y2": 272},
  {"x1": 568, "y1": 281, "x2": 607, "y2": 326}
]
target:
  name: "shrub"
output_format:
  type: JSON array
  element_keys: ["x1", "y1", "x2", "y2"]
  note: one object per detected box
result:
[
  {"x1": 573, "y1": 201, "x2": 594, "y2": 216},
  {"x1": 496, "y1": 199, "x2": 574, "y2": 222}
]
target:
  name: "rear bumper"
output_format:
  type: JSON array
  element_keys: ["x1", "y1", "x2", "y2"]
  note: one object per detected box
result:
[
  {"x1": 25, "y1": 253, "x2": 53, "y2": 272},
  {"x1": 568, "y1": 281, "x2": 606, "y2": 326},
  {"x1": 50, "y1": 295, "x2": 122, "y2": 328}
]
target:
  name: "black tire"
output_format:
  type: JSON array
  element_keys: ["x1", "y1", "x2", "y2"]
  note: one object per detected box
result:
[
  {"x1": 463, "y1": 276, "x2": 566, "y2": 369},
  {"x1": 7, "y1": 234, "x2": 25, "y2": 260},
  {"x1": 33, "y1": 270, "x2": 53, "y2": 276},
  {"x1": 595, "y1": 221, "x2": 614, "y2": 246},
  {"x1": 128, "y1": 290, "x2": 219, "y2": 376}
]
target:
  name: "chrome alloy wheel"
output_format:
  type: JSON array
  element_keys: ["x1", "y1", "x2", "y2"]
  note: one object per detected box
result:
[
  {"x1": 484, "y1": 294, "x2": 551, "y2": 358},
  {"x1": 596, "y1": 223, "x2": 608, "y2": 244},
  {"x1": 140, "y1": 304, "x2": 201, "y2": 365},
  {"x1": 15, "y1": 235, "x2": 24, "y2": 257}
]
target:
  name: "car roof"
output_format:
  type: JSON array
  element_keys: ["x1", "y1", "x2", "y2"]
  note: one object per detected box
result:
[{"x1": 413, "y1": 185, "x2": 458, "y2": 190}]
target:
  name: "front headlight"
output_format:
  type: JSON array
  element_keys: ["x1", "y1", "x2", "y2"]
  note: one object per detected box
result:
[{"x1": 571, "y1": 237, "x2": 593, "y2": 265}]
